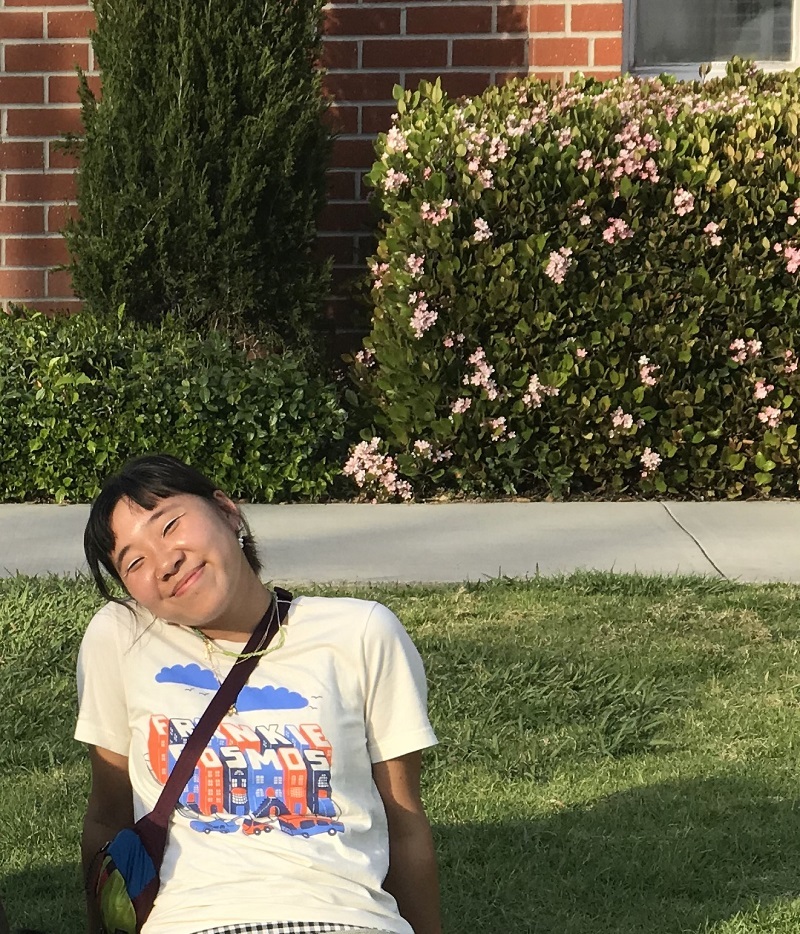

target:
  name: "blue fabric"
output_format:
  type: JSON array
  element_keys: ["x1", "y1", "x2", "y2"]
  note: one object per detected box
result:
[{"x1": 107, "y1": 828, "x2": 157, "y2": 900}]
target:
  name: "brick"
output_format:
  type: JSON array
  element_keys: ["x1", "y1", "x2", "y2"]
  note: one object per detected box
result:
[
  {"x1": 495, "y1": 69, "x2": 529, "y2": 84},
  {"x1": 320, "y1": 40, "x2": 359, "y2": 70},
  {"x1": 497, "y1": 4, "x2": 531, "y2": 33},
  {"x1": 579, "y1": 68, "x2": 622, "y2": 81},
  {"x1": 362, "y1": 39, "x2": 447, "y2": 69},
  {"x1": 0, "y1": 75, "x2": 44, "y2": 104},
  {"x1": 323, "y1": 104, "x2": 359, "y2": 134},
  {"x1": 323, "y1": 71, "x2": 401, "y2": 101},
  {"x1": 0, "y1": 141, "x2": 45, "y2": 170},
  {"x1": 438, "y1": 71, "x2": 492, "y2": 98},
  {"x1": 0, "y1": 268, "x2": 45, "y2": 299},
  {"x1": 49, "y1": 72, "x2": 99, "y2": 102},
  {"x1": 331, "y1": 137, "x2": 377, "y2": 169},
  {"x1": 5, "y1": 0, "x2": 86, "y2": 6},
  {"x1": 14, "y1": 299, "x2": 83, "y2": 314},
  {"x1": 48, "y1": 141, "x2": 80, "y2": 170},
  {"x1": 452, "y1": 38, "x2": 526, "y2": 67},
  {"x1": 6, "y1": 172, "x2": 77, "y2": 202},
  {"x1": 47, "y1": 10, "x2": 96, "y2": 38},
  {"x1": 594, "y1": 37, "x2": 623, "y2": 66},
  {"x1": 46, "y1": 267, "x2": 75, "y2": 297},
  {"x1": 355, "y1": 234, "x2": 377, "y2": 265},
  {"x1": 529, "y1": 3, "x2": 566, "y2": 32},
  {"x1": 315, "y1": 233, "x2": 356, "y2": 266},
  {"x1": 407, "y1": 5, "x2": 492, "y2": 34},
  {"x1": 5, "y1": 41, "x2": 89, "y2": 73},
  {"x1": 571, "y1": 3, "x2": 623, "y2": 32},
  {"x1": 362, "y1": 104, "x2": 396, "y2": 134},
  {"x1": 531, "y1": 37, "x2": 589, "y2": 67},
  {"x1": 0, "y1": 11, "x2": 42, "y2": 38},
  {"x1": 324, "y1": 7, "x2": 401, "y2": 36},
  {"x1": 0, "y1": 205, "x2": 45, "y2": 234},
  {"x1": 47, "y1": 203, "x2": 79, "y2": 231},
  {"x1": 319, "y1": 201, "x2": 372, "y2": 232},
  {"x1": 6, "y1": 236, "x2": 70, "y2": 266},
  {"x1": 6, "y1": 106, "x2": 84, "y2": 137},
  {"x1": 326, "y1": 171, "x2": 356, "y2": 201}
]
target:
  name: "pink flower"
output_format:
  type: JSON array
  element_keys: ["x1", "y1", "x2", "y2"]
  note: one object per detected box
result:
[
  {"x1": 638, "y1": 355, "x2": 660, "y2": 387},
  {"x1": 383, "y1": 168, "x2": 409, "y2": 191},
  {"x1": 753, "y1": 379, "x2": 774, "y2": 400},
  {"x1": 640, "y1": 447, "x2": 662, "y2": 477},
  {"x1": 408, "y1": 291, "x2": 437, "y2": 339},
  {"x1": 793, "y1": 197, "x2": 800, "y2": 216},
  {"x1": 704, "y1": 221, "x2": 722, "y2": 246},
  {"x1": 673, "y1": 188, "x2": 695, "y2": 216},
  {"x1": 369, "y1": 261, "x2": 390, "y2": 291},
  {"x1": 577, "y1": 150, "x2": 594, "y2": 172},
  {"x1": 420, "y1": 199, "x2": 454, "y2": 226},
  {"x1": 406, "y1": 253, "x2": 424, "y2": 277},
  {"x1": 384, "y1": 127, "x2": 408, "y2": 154},
  {"x1": 729, "y1": 338, "x2": 747, "y2": 364},
  {"x1": 758, "y1": 406, "x2": 782, "y2": 428},
  {"x1": 611, "y1": 407, "x2": 634, "y2": 431},
  {"x1": 463, "y1": 347, "x2": 499, "y2": 400},
  {"x1": 602, "y1": 218, "x2": 633, "y2": 244},
  {"x1": 343, "y1": 437, "x2": 413, "y2": 501},
  {"x1": 580, "y1": 214, "x2": 591, "y2": 227},
  {"x1": 784, "y1": 245, "x2": 800, "y2": 273},
  {"x1": 544, "y1": 247, "x2": 574, "y2": 284},
  {"x1": 522, "y1": 374, "x2": 559, "y2": 409},
  {"x1": 422, "y1": 167, "x2": 432, "y2": 179},
  {"x1": 451, "y1": 397, "x2": 472, "y2": 415},
  {"x1": 784, "y1": 349, "x2": 798, "y2": 375},
  {"x1": 354, "y1": 348, "x2": 375, "y2": 367},
  {"x1": 473, "y1": 218, "x2": 492, "y2": 242},
  {"x1": 746, "y1": 339, "x2": 762, "y2": 358},
  {"x1": 576, "y1": 347, "x2": 588, "y2": 359},
  {"x1": 484, "y1": 417, "x2": 516, "y2": 442},
  {"x1": 556, "y1": 127, "x2": 573, "y2": 149}
]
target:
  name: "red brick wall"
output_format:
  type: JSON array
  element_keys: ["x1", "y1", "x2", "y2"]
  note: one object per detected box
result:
[{"x1": 0, "y1": 0, "x2": 624, "y2": 329}]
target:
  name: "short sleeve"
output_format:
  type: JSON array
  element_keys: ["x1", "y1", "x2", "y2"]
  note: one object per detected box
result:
[
  {"x1": 74, "y1": 602, "x2": 134, "y2": 757},
  {"x1": 360, "y1": 602, "x2": 438, "y2": 763}
]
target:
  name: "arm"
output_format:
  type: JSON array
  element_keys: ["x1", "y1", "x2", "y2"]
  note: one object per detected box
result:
[
  {"x1": 81, "y1": 745, "x2": 135, "y2": 934},
  {"x1": 373, "y1": 751, "x2": 442, "y2": 934}
]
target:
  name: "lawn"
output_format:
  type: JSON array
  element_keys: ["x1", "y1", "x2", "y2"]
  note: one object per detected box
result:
[{"x1": 3, "y1": 573, "x2": 800, "y2": 933}]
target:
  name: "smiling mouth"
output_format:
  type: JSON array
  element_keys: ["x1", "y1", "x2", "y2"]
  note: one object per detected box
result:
[{"x1": 172, "y1": 564, "x2": 205, "y2": 597}]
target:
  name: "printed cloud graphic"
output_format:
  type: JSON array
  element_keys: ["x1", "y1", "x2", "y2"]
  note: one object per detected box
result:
[
  {"x1": 236, "y1": 685, "x2": 308, "y2": 711},
  {"x1": 156, "y1": 664, "x2": 218, "y2": 690}
]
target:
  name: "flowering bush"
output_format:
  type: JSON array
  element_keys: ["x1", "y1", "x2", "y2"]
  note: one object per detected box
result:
[{"x1": 347, "y1": 60, "x2": 800, "y2": 500}]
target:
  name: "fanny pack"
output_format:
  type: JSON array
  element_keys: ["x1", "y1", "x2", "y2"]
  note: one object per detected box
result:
[{"x1": 88, "y1": 588, "x2": 293, "y2": 934}]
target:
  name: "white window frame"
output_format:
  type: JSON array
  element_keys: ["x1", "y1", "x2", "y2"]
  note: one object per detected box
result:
[{"x1": 623, "y1": 0, "x2": 800, "y2": 78}]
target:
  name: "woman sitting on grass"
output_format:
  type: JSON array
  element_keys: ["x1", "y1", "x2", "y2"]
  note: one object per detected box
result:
[{"x1": 77, "y1": 454, "x2": 441, "y2": 934}]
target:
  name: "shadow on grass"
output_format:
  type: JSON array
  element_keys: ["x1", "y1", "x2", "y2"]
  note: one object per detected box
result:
[
  {"x1": 5, "y1": 774, "x2": 800, "y2": 934},
  {"x1": 0, "y1": 862, "x2": 82, "y2": 934},
  {"x1": 436, "y1": 774, "x2": 800, "y2": 934}
]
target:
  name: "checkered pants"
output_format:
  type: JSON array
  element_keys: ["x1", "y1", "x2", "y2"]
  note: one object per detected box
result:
[{"x1": 194, "y1": 924, "x2": 390, "y2": 934}]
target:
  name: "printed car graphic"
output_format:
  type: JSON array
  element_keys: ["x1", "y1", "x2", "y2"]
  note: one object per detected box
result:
[
  {"x1": 241, "y1": 817, "x2": 274, "y2": 836},
  {"x1": 277, "y1": 814, "x2": 344, "y2": 838},
  {"x1": 189, "y1": 816, "x2": 240, "y2": 834}
]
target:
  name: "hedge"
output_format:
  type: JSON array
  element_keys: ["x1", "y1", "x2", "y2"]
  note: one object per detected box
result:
[
  {"x1": 346, "y1": 60, "x2": 800, "y2": 501},
  {"x1": 0, "y1": 310, "x2": 347, "y2": 502}
]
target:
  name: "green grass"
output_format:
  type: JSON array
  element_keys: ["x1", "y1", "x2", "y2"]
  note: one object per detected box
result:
[{"x1": 5, "y1": 573, "x2": 800, "y2": 933}]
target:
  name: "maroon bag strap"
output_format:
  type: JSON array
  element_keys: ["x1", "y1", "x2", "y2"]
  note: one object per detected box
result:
[{"x1": 136, "y1": 587, "x2": 293, "y2": 862}]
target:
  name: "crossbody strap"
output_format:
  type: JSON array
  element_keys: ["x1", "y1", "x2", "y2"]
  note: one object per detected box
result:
[{"x1": 136, "y1": 587, "x2": 293, "y2": 861}]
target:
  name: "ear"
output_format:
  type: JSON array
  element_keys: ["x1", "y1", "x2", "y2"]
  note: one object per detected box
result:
[{"x1": 212, "y1": 490, "x2": 241, "y2": 532}]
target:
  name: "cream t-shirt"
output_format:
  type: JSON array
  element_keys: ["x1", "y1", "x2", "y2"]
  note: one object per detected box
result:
[{"x1": 75, "y1": 595, "x2": 438, "y2": 934}]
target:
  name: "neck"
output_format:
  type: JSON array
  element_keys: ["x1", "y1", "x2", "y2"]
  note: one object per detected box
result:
[{"x1": 200, "y1": 579, "x2": 272, "y2": 642}]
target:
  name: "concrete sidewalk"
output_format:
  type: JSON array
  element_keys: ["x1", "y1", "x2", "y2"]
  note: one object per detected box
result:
[{"x1": 0, "y1": 501, "x2": 797, "y2": 583}]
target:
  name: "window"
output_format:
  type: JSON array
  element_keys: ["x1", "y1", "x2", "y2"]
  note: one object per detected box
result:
[{"x1": 625, "y1": 0, "x2": 798, "y2": 77}]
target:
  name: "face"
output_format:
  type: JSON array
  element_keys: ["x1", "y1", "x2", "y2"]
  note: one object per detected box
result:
[{"x1": 109, "y1": 491, "x2": 249, "y2": 629}]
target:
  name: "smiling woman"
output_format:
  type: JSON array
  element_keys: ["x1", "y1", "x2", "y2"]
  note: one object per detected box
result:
[{"x1": 77, "y1": 455, "x2": 441, "y2": 934}]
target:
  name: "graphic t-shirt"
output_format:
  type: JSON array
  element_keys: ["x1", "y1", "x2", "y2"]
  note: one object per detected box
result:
[{"x1": 75, "y1": 595, "x2": 438, "y2": 934}]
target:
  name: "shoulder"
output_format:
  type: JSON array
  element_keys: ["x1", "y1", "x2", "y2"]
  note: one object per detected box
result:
[
  {"x1": 289, "y1": 595, "x2": 403, "y2": 637},
  {"x1": 79, "y1": 599, "x2": 152, "y2": 657}
]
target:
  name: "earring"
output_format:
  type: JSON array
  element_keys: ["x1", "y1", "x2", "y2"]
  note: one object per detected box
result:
[{"x1": 237, "y1": 528, "x2": 246, "y2": 549}]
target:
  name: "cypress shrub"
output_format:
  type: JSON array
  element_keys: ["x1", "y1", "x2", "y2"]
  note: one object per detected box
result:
[{"x1": 63, "y1": 0, "x2": 331, "y2": 351}]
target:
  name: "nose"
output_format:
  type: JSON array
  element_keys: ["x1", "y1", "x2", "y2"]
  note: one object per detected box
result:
[{"x1": 158, "y1": 547, "x2": 184, "y2": 581}]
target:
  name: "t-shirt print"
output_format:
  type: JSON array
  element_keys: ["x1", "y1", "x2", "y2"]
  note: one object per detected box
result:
[{"x1": 147, "y1": 663, "x2": 341, "y2": 841}]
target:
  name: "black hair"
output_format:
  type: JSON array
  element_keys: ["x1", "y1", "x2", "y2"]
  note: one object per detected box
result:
[{"x1": 84, "y1": 454, "x2": 261, "y2": 604}]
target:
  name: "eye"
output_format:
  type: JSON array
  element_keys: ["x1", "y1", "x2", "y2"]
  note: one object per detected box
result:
[
  {"x1": 163, "y1": 515, "x2": 182, "y2": 536},
  {"x1": 125, "y1": 557, "x2": 143, "y2": 576}
]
